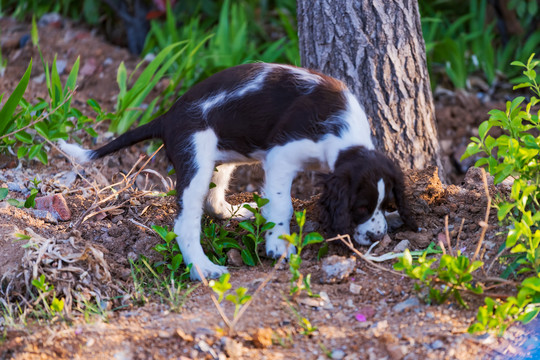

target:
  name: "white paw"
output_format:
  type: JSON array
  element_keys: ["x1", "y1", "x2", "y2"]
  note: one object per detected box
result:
[
  {"x1": 265, "y1": 236, "x2": 296, "y2": 259},
  {"x1": 189, "y1": 259, "x2": 228, "y2": 281}
]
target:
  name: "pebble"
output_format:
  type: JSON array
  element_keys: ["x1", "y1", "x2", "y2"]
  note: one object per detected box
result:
[
  {"x1": 320, "y1": 255, "x2": 356, "y2": 283},
  {"x1": 222, "y1": 337, "x2": 243, "y2": 357},
  {"x1": 252, "y1": 327, "x2": 273, "y2": 348},
  {"x1": 331, "y1": 349, "x2": 346, "y2": 359},
  {"x1": 392, "y1": 297, "x2": 420, "y2": 313},
  {"x1": 7, "y1": 182, "x2": 28, "y2": 195},
  {"x1": 393, "y1": 239, "x2": 410, "y2": 253},
  {"x1": 349, "y1": 283, "x2": 362, "y2": 295},
  {"x1": 31, "y1": 209, "x2": 58, "y2": 224},
  {"x1": 226, "y1": 249, "x2": 243, "y2": 267},
  {"x1": 54, "y1": 171, "x2": 77, "y2": 189},
  {"x1": 430, "y1": 340, "x2": 444, "y2": 350}
]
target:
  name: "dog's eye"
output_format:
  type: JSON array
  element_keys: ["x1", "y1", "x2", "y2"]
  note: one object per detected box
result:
[{"x1": 357, "y1": 207, "x2": 368, "y2": 215}]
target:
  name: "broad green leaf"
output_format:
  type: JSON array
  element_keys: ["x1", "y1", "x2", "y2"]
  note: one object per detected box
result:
[
  {"x1": 0, "y1": 188, "x2": 8, "y2": 200},
  {"x1": 522, "y1": 277, "x2": 540, "y2": 292},
  {"x1": 15, "y1": 131, "x2": 33, "y2": 144},
  {"x1": 302, "y1": 232, "x2": 324, "y2": 247},
  {"x1": 0, "y1": 59, "x2": 32, "y2": 135},
  {"x1": 238, "y1": 221, "x2": 255, "y2": 234},
  {"x1": 240, "y1": 249, "x2": 255, "y2": 266}
]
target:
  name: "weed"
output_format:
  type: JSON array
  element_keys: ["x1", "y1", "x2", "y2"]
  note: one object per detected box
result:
[
  {"x1": 209, "y1": 273, "x2": 252, "y2": 319},
  {"x1": 280, "y1": 210, "x2": 324, "y2": 297},
  {"x1": 394, "y1": 248, "x2": 484, "y2": 308},
  {"x1": 460, "y1": 53, "x2": 540, "y2": 334},
  {"x1": 201, "y1": 219, "x2": 239, "y2": 266},
  {"x1": 284, "y1": 296, "x2": 318, "y2": 336},
  {"x1": 31, "y1": 274, "x2": 65, "y2": 319},
  {"x1": 238, "y1": 194, "x2": 275, "y2": 266}
]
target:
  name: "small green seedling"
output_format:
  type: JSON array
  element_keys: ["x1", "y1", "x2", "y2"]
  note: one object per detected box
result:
[
  {"x1": 209, "y1": 273, "x2": 252, "y2": 318},
  {"x1": 31, "y1": 274, "x2": 64, "y2": 317},
  {"x1": 280, "y1": 210, "x2": 324, "y2": 297},
  {"x1": 151, "y1": 225, "x2": 183, "y2": 275},
  {"x1": 238, "y1": 194, "x2": 275, "y2": 266},
  {"x1": 394, "y1": 248, "x2": 484, "y2": 308}
]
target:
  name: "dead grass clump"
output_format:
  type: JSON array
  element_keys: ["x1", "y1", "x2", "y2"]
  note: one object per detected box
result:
[{"x1": 2, "y1": 228, "x2": 120, "y2": 319}]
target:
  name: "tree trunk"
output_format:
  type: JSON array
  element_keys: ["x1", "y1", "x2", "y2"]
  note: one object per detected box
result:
[{"x1": 297, "y1": 0, "x2": 444, "y2": 177}]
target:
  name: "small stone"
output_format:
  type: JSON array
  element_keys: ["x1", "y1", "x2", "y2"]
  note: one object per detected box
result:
[
  {"x1": 34, "y1": 194, "x2": 71, "y2": 221},
  {"x1": 319, "y1": 291, "x2": 334, "y2": 310},
  {"x1": 176, "y1": 328, "x2": 194, "y2": 342},
  {"x1": 226, "y1": 249, "x2": 243, "y2": 267},
  {"x1": 393, "y1": 239, "x2": 410, "y2": 253},
  {"x1": 55, "y1": 59, "x2": 67, "y2": 75},
  {"x1": 31, "y1": 209, "x2": 58, "y2": 224},
  {"x1": 392, "y1": 297, "x2": 420, "y2": 313},
  {"x1": 223, "y1": 337, "x2": 243, "y2": 357},
  {"x1": 320, "y1": 255, "x2": 356, "y2": 283},
  {"x1": 349, "y1": 283, "x2": 362, "y2": 295},
  {"x1": 378, "y1": 234, "x2": 393, "y2": 249},
  {"x1": 7, "y1": 182, "x2": 28, "y2": 194},
  {"x1": 331, "y1": 349, "x2": 346, "y2": 359},
  {"x1": 80, "y1": 58, "x2": 98, "y2": 77},
  {"x1": 55, "y1": 171, "x2": 77, "y2": 189},
  {"x1": 386, "y1": 344, "x2": 407, "y2": 360},
  {"x1": 430, "y1": 340, "x2": 444, "y2": 350},
  {"x1": 252, "y1": 327, "x2": 273, "y2": 348}
]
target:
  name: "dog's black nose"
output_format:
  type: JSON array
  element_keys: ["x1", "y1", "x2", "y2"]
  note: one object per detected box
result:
[{"x1": 366, "y1": 231, "x2": 384, "y2": 241}]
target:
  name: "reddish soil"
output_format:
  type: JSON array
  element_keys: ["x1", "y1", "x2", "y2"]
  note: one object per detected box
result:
[{"x1": 1, "y1": 16, "x2": 538, "y2": 360}]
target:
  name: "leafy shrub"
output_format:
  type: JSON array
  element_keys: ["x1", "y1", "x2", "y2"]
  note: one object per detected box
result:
[{"x1": 458, "y1": 53, "x2": 540, "y2": 333}]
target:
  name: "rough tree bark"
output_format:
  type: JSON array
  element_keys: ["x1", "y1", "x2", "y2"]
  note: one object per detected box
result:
[{"x1": 297, "y1": 0, "x2": 444, "y2": 177}]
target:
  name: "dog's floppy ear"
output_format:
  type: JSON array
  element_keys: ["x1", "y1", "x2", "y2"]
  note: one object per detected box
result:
[
  {"x1": 318, "y1": 171, "x2": 353, "y2": 237},
  {"x1": 378, "y1": 154, "x2": 418, "y2": 231}
]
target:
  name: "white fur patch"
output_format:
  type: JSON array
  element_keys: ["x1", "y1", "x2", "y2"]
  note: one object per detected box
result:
[
  {"x1": 199, "y1": 68, "x2": 270, "y2": 118},
  {"x1": 58, "y1": 139, "x2": 93, "y2": 163},
  {"x1": 354, "y1": 179, "x2": 387, "y2": 245}
]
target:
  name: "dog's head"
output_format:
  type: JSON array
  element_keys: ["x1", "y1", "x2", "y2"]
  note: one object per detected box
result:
[{"x1": 318, "y1": 146, "x2": 417, "y2": 245}]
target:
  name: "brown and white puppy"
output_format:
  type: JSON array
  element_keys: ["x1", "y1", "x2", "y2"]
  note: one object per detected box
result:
[{"x1": 60, "y1": 63, "x2": 417, "y2": 280}]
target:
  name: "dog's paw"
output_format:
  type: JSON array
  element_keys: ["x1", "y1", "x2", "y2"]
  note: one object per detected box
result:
[
  {"x1": 265, "y1": 237, "x2": 296, "y2": 259},
  {"x1": 189, "y1": 259, "x2": 228, "y2": 281}
]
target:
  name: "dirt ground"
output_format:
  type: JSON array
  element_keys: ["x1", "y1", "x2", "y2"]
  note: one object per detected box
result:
[{"x1": 1, "y1": 16, "x2": 539, "y2": 360}]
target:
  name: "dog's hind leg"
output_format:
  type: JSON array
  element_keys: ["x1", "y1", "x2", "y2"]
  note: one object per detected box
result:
[
  {"x1": 204, "y1": 163, "x2": 254, "y2": 220},
  {"x1": 172, "y1": 129, "x2": 228, "y2": 280}
]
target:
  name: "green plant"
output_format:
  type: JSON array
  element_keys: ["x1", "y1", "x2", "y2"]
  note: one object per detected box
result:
[
  {"x1": 462, "y1": 54, "x2": 540, "y2": 273},
  {"x1": 460, "y1": 53, "x2": 540, "y2": 334},
  {"x1": 31, "y1": 274, "x2": 65, "y2": 318},
  {"x1": 0, "y1": 188, "x2": 8, "y2": 201},
  {"x1": 284, "y1": 296, "x2": 318, "y2": 336},
  {"x1": 209, "y1": 273, "x2": 252, "y2": 319},
  {"x1": 469, "y1": 279, "x2": 540, "y2": 335},
  {"x1": 202, "y1": 219, "x2": 241, "y2": 266},
  {"x1": 279, "y1": 210, "x2": 324, "y2": 297},
  {"x1": 237, "y1": 194, "x2": 275, "y2": 266},
  {"x1": 151, "y1": 225, "x2": 188, "y2": 279},
  {"x1": 394, "y1": 248, "x2": 484, "y2": 307},
  {"x1": 129, "y1": 254, "x2": 194, "y2": 311}
]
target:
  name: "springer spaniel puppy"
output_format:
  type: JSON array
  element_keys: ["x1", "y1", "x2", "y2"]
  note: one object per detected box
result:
[{"x1": 60, "y1": 63, "x2": 417, "y2": 280}]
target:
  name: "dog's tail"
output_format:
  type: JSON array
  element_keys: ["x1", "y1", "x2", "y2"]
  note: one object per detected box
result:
[{"x1": 59, "y1": 116, "x2": 164, "y2": 163}]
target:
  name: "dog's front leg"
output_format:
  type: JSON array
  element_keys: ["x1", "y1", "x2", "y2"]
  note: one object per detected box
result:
[{"x1": 262, "y1": 154, "x2": 298, "y2": 258}]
